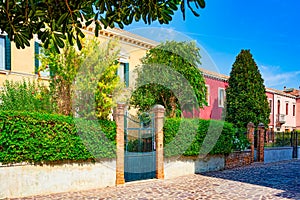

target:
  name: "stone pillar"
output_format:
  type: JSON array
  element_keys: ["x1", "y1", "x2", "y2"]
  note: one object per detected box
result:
[
  {"x1": 257, "y1": 123, "x2": 265, "y2": 162},
  {"x1": 115, "y1": 103, "x2": 126, "y2": 185},
  {"x1": 247, "y1": 122, "x2": 255, "y2": 163},
  {"x1": 152, "y1": 105, "x2": 165, "y2": 179}
]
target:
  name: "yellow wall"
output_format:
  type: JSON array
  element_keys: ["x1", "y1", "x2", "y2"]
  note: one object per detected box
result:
[
  {"x1": 11, "y1": 40, "x2": 35, "y2": 74},
  {"x1": 0, "y1": 29, "x2": 154, "y2": 90}
]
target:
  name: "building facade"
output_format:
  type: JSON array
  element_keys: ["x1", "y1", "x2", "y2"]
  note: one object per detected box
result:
[
  {"x1": 200, "y1": 69, "x2": 300, "y2": 132},
  {"x1": 0, "y1": 27, "x2": 157, "y2": 90},
  {"x1": 1, "y1": 28, "x2": 299, "y2": 131}
]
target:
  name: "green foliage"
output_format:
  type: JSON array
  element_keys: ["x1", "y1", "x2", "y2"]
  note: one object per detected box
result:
[
  {"x1": 233, "y1": 130, "x2": 250, "y2": 151},
  {"x1": 0, "y1": 110, "x2": 247, "y2": 164},
  {"x1": 270, "y1": 132, "x2": 292, "y2": 147},
  {"x1": 0, "y1": 111, "x2": 116, "y2": 164},
  {"x1": 226, "y1": 49, "x2": 270, "y2": 129},
  {"x1": 39, "y1": 41, "x2": 82, "y2": 116},
  {"x1": 39, "y1": 38, "x2": 123, "y2": 119},
  {"x1": 130, "y1": 40, "x2": 207, "y2": 117},
  {"x1": 74, "y1": 39, "x2": 123, "y2": 120},
  {"x1": 163, "y1": 118, "x2": 239, "y2": 157},
  {"x1": 0, "y1": 80, "x2": 53, "y2": 113},
  {"x1": 0, "y1": 0, "x2": 205, "y2": 52}
]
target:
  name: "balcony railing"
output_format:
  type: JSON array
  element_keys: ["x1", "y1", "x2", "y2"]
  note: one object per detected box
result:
[{"x1": 276, "y1": 114, "x2": 286, "y2": 124}]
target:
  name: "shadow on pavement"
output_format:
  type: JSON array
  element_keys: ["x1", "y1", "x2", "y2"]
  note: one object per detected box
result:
[{"x1": 200, "y1": 160, "x2": 300, "y2": 199}]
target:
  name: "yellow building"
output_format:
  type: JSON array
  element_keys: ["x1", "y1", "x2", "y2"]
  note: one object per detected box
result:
[{"x1": 0, "y1": 28, "x2": 158, "y2": 89}]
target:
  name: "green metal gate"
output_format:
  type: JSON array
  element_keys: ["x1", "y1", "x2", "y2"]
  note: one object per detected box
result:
[{"x1": 124, "y1": 111, "x2": 156, "y2": 182}]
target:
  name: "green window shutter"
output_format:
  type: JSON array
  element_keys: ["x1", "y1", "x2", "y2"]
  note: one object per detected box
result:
[
  {"x1": 49, "y1": 64, "x2": 55, "y2": 77},
  {"x1": 34, "y1": 41, "x2": 39, "y2": 74},
  {"x1": 124, "y1": 63, "x2": 129, "y2": 87},
  {"x1": 4, "y1": 35, "x2": 11, "y2": 70}
]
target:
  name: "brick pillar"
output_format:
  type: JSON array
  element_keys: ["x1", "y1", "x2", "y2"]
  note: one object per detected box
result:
[
  {"x1": 265, "y1": 129, "x2": 269, "y2": 143},
  {"x1": 257, "y1": 123, "x2": 265, "y2": 162},
  {"x1": 115, "y1": 103, "x2": 126, "y2": 185},
  {"x1": 152, "y1": 104, "x2": 165, "y2": 179},
  {"x1": 247, "y1": 122, "x2": 255, "y2": 163}
]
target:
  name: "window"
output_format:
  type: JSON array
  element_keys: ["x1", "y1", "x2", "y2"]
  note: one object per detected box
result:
[
  {"x1": 293, "y1": 104, "x2": 296, "y2": 116},
  {"x1": 117, "y1": 62, "x2": 129, "y2": 87},
  {"x1": 35, "y1": 41, "x2": 50, "y2": 77},
  {"x1": 0, "y1": 36, "x2": 4, "y2": 70},
  {"x1": 286, "y1": 102, "x2": 288, "y2": 115},
  {"x1": 0, "y1": 35, "x2": 11, "y2": 70},
  {"x1": 205, "y1": 85, "x2": 210, "y2": 106},
  {"x1": 269, "y1": 99, "x2": 272, "y2": 113},
  {"x1": 218, "y1": 88, "x2": 225, "y2": 107},
  {"x1": 277, "y1": 100, "x2": 280, "y2": 115}
]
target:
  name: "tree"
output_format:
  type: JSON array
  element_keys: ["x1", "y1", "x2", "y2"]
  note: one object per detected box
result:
[
  {"x1": 39, "y1": 38, "x2": 123, "y2": 119},
  {"x1": 39, "y1": 41, "x2": 82, "y2": 116},
  {"x1": 73, "y1": 39, "x2": 123, "y2": 120},
  {"x1": 225, "y1": 49, "x2": 270, "y2": 129},
  {"x1": 0, "y1": 0, "x2": 205, "y2": 52},
  {"x1": 130, "y1": 40, "x2": 207, "y2": 117}
]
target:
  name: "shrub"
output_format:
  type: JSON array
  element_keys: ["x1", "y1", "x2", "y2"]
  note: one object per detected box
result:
[
  {"x1": 0, "y1": 111, "x2": 116, "y2": 164},
  {"x1": 0, "y1": 111, "x2": 247, "y2": 164},
  {"x1": 0, "y1": 80, "x2": 53, "y2": 113},
  {"x1": 163, "y1": 118, "x2": 241, "y2": 157},
  {"x1": 233, "y1": 130, "x2": 250, "y2": 151}
]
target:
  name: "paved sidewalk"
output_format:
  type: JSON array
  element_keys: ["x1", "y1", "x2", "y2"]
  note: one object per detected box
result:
[{"x1": 12, "y1": 160, "x2": 300, "y2": 200}]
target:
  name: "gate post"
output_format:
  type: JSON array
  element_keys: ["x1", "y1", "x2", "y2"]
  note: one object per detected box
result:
[
  {"x1": 153, "y1": 105, "x2": 165, "y2": 179},
  {"x1": 257, "y1": 123, "x2": 265, "y2": 162},
  {"x1": 247, "y1": 122, "x2": 255, "y2": 163},
  {"x1": 115, "y1": 103, "x2": 126, "y2": 185}
]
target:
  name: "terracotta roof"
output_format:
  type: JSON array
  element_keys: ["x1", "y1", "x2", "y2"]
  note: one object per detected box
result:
[
  {"x1": 199, "y1": 68, "x2": 300, "y2": 98},
  {"x1": 266, "y1": 87, "x2": 298, "y2": 98},
  {"x1": 82, "y1": 24, "x2": 158, "y2": 49},
  {"x1": 199, "y1": 67, "x2": 229, "y2": 81}
]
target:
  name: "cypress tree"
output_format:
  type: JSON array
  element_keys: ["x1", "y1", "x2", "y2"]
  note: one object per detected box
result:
[{"x1": 226, "y1": 49, "x2": 270, "y2": 129}]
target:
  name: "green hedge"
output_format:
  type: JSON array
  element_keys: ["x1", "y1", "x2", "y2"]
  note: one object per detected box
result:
[
  {"x1": 163, "y1": 118, "x2": 244, "y2": 157},
  {"x1": 0, "y1": 111, "x2": 116, "y2": 164},
  {"x1": 0, "y1": 111, "x2": 248, "y2": 164}
]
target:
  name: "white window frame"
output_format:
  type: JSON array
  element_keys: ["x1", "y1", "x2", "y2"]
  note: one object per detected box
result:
[
  {"x1": 293, "y1": 104, "x2": 296, "y2": 117},
  {"x1": 0, "y1": 36, "x2": 5, "y2": 70},
  {"x1": 218, "y1": 87, "x2": 225, "y2": 108},
  {"x1": 205, "y1": 84, "x2": 210, "y2": 106},
  {"x1": 36, "y1": 41, "x2": 50, "y2": 77},
  {"x1": 268, "y1": 98, "x2": 273, "y2": 114},
  {"x1": 117, "y1": 62, "x2": 125, "y2": 83},
  {"x1": 285, "y1": 101, "x2": 289, "y2": 116}
]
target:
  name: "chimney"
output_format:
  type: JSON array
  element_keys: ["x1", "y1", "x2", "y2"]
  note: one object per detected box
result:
[{"x1": 284, "y1": 86, "x2": 286, "y2": 91}]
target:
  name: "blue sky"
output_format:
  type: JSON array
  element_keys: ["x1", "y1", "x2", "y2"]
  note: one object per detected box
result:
[{"x1": 125, "y1": 0, "x2": 300, "y2": 90}]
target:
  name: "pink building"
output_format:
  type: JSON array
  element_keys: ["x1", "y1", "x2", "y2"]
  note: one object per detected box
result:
[
  {"x1": 198, "y1": 68, "x2": 300, "y2": 131},
  {"x1": 200, "y1": 69, "x2": 228, "y2": 120},
  {"x1": 266, "y1": 90, "x2": 274, "y2": 130}
]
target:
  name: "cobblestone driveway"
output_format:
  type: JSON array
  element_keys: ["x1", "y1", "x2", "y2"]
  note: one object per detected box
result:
[{"x1": 12, "y1": 160, "x2": 300, "y2": 200}]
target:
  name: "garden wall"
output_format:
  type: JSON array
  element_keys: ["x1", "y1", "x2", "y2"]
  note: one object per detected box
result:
[
  {"x1": 225, "y1": 150, "x2": 252, "y2": 169},
  {"x1": 164, "y1": 151, "x2": 252, "y2": 179},
  {"x1": 0, "y1": 160, "x2": 116, "y2": 199},
  {"x1": 1, "y1": 151, "x2": 253, "y2": 198},
  {"x1": 264, "y1": 147, "x2": 293, "y2": 163}
]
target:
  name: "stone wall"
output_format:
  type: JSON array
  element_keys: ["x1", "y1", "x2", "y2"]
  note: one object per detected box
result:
[
  {"x1": 264, "y1": 147, "x2": 293, "y2": 163},
  {"x1": 164, "y1": 158, "x2": 195, "y2": 179},
  {"x1": 164, "y1": 155, "x2": 225, "y2": 179},
  {"x1": 0, "y1": 160, "x2": 116, "y2": 199},
  {"x1": 225, "y1": 150, "x2": 252, "y2": 169},
  {"x1": 164, "y1": 152, "x2": 252, "y2": 179},
  {"x1": 1, "y1": 151, "x2": 254, "y2": 198}
]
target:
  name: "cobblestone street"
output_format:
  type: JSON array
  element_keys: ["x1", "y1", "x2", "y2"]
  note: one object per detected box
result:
[{"x1": 11, "y1": 160, "x2": 300, "y2": 200}]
